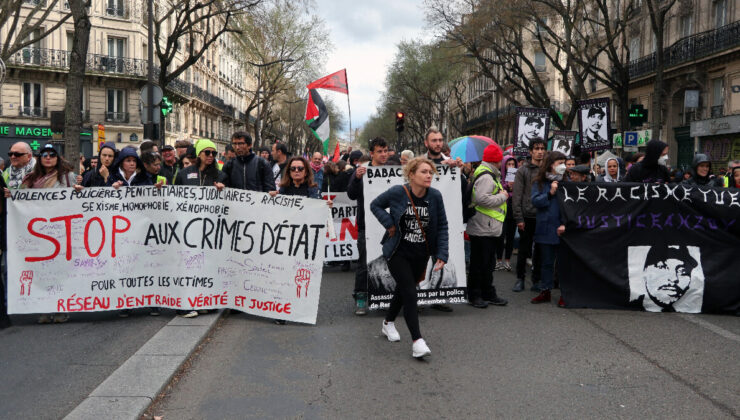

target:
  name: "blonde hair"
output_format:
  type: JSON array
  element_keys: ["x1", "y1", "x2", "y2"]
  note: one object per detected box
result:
[{"x1": 403, "y1": 157, "x2": 438, "y2": 181}]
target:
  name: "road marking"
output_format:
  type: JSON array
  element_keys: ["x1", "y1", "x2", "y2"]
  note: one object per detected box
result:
[{"x1": 679, "y1": 314, "x2": 740, "y2": 344}]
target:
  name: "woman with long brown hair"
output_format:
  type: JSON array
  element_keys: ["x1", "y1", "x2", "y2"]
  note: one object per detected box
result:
[
  {"x1": 530, "y1": 151, "x2": 567, "y2": 306},
  {"x1": 273, "y1": 156, "x2": 321, "y2": 199},
  {"x1": 21, "y1": 144, "x2": 78, "y2": 190}
]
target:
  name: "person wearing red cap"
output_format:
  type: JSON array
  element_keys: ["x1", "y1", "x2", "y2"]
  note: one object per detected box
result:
[{"x1": 465, "y1": 143, "x2": 510, "y2": 308}]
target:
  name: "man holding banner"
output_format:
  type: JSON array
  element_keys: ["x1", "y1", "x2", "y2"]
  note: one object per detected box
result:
[{"x1": 347, "y1": 137, "x2": 389, "y2": 315}]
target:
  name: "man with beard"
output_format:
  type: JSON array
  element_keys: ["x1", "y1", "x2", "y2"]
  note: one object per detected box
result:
[
  {"x1": 421, "y1": 127, "x2": 464, "y2": 312},
  {"x1": 582, "y1": 107, "x2": 607, "y2": 145},
  {"x1": 222, "y1": 131, "x2": 274, "y2": 192},
  {"x1": 82, "y1": 142, "x2": 117, "y2": 187}
]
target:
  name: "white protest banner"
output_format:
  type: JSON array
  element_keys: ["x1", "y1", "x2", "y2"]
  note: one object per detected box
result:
[
  {"x1": 321, "y1": 192, "x2": 358, "y2": 261},
  {"x1": 7, "y1": 186, "x2": 328, "y2": 324},
  {"x1": 362, "y1": 165, "x2": 467, "y2": 309}
]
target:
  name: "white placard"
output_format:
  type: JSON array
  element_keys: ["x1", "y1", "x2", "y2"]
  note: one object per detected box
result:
[{"x1": 7, "y1": 186, "x2": 328, "y2": 324}]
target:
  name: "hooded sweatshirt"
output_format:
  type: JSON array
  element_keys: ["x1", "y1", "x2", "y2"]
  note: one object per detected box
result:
[
  {"x1": 682, "y1": 154, "x2": 724, "y2": 187},
  {"x1": 82, "y1": 142, "x2": 117, "y2": 187},
  {"x1": 596, "y1": 157, "x2": 623, "y2": 182},
  {"x1": 623, "y1": 140, "x2": 670, "y2": 183},
  {"x1": 106, "y1": 147, "x2": 152, "y2": 187}
]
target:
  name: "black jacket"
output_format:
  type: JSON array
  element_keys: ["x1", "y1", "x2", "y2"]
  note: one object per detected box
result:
[
  {"x1": 623, "y1": 140, "x2": 671, "y2": 183},
  {"x1": 347, "y1": 164, "x2": 374, "y2": 231},
  {"x1": 174, "y1": 165, "x2": 228, "y2": 186},
  {"x1": 222, "y1": 152, "x2": 274, "y2": 192}
]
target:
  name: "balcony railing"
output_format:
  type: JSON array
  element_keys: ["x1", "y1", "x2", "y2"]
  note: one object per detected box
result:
[
  {"x1": 88, "y1": 54, "x2": 147, "y2": 76},
  {"x1": 4, "y1": 46, "x2": 148, "y2": 78},
  {"x1": 22, "y1": 0, "x2": 47, "y2": 6},
  {"x1": 223, "y1": 104, "x2": 235, "y2": 118},
  {"x1": 463, "y1": 104, "x2": 516, "y2": 131},
  {"x1": 105, "y1": 111, "x2": 129, "y2": 123},
  {"x1": 191, "y1": 84, "x2": 225, "y2": 110},
  {"x1": 19, "y1": 107, "x2": 47, "y2": 118},
  {"x1": 629, "y1": 20, "x2": 740, "y2": 79}
]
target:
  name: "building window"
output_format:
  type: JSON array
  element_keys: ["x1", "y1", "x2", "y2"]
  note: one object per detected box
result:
[
  {"x1": 534, "y1": 51, "x2": 546, "y2": 72},
  {"x1": 680, "y1": 14, "x2": 693, "y2": 38},
  {"x1": 106, "y1": 89, "x2": 127, "y2": 123},
  {"x1": 22, "y1": 29, "x2": 42, "y2": 65},
  {"x1": 535, "y1": 17, "x2": 548, "y2": 35},
  {"x1": 106, "y1": 0, "x2": 126, "y2": 18},
  {"x1": 21, "y1": 82, "x2": 44, "y2": 117},
  {"x1": 590, "y1": 78, "x2": 598, "y2": 93},
  {"x1": 711, "y1": 77, "x2": 724, "y2": 117},
  {"x1": 629, "y1": 37, "x2": 640, "y2": 59},
  {"x1": 107, "y1": 37, "x2": 126, "y2": 73},
  {"x1": 714, "y1": 0, "x2": 726, "y2": 28}
]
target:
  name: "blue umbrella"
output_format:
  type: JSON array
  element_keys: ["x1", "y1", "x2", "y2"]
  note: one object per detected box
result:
[{"x1": 449, "y1": 135, "x2": 496, "y2": 162}]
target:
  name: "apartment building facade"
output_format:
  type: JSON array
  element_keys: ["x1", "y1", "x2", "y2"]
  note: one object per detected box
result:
[
  {"x1": 588, "y1": 0, "x2": 739, "y2": 170},
  {"x1": 0, "y1": 0, "x2": 251, "y2": 157}
]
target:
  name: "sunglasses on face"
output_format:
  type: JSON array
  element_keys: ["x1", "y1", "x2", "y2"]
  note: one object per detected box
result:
[
  {"x1": 290, "y1": 166, "x2": 305, "y2": 172},
  {"x1": 8, "y1": 152, "x2": 27, "y2": 158},
  {"x1": 202, "y1": 150, "x2": 218, "y2": 157},
  {"x1": 41, "y1": 151, "x2": 58, "y2": 158}
]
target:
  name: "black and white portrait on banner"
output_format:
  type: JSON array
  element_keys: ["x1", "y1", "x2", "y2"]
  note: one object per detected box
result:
[
  {"x1": 362, "y1": 165, "x2": 467, "y2": 309},
  {"x1": 577, "y1": 98, "x2": 611, "y2": 152},
  {"x1": 628, "y1": 245, "x2": 704, "y2": 313},
  {"x1": 551, "y1": 131, "x2": 577, "y2": 156},
  {"x1": 513, "y1": 107, "x2": 550, "y2": 156}
]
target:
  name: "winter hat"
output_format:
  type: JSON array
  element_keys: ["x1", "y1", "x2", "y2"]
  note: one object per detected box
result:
[
  {"x1": 195, "y1": 139, "x2": 217, "y2": 156},
  {"x1": 482, "y1": 143, "x2": 503, "y2": 163}
]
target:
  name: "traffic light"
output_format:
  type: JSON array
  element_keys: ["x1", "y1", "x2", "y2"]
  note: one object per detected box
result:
[
  {"x1": 161, "y1": 96, "x2": 173, "y2": 117},
  {"x1": 395, "y1": 111, "x2": 405, "y2": 132}
]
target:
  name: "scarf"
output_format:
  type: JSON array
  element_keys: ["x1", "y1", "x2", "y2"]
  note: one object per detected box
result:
[
  {"x1": 31, "y1": 170, "x2": 60, "y2": 189},
  {"x1": 7, "y1": 159, "x2": 36, "y2": 189},
  {"x1": 310, "y1": 161, "x2": 323, "y2": 173}
]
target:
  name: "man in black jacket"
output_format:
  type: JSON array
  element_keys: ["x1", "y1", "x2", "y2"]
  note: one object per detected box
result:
[
  {"x1": 347, "y1": 137, "x2": 389, "y2": 315},
  {"x1": 222, "y1": 132, "x2": 274, "y2": 192}
]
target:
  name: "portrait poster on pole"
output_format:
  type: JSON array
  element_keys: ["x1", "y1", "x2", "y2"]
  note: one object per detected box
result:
[
  {"x1": 577, "y1": 98, "x2": 611, "y2": 152},
  {"x1": 513, "y1": 107, "x2": 550, "y2": 156}
]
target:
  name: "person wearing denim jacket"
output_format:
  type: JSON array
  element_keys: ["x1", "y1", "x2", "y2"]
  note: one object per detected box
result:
[{"x1": 370, "y1": 157, "x2": 448, "y2": 358}]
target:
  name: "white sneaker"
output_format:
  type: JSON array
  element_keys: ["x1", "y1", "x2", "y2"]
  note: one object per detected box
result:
[
  {"x1": 381, "y1": 321, "x2": 401, "y2": 342},
  {"x1": 412, "y1": 338, "x2": 431, "y2": 358}
]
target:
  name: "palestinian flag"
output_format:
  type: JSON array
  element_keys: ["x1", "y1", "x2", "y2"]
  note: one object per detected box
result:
[{"x1": 305, "y1": 88, "x2": 331, "y2": 154}]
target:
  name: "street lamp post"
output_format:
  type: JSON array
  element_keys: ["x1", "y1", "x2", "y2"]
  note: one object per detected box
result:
[{"x1": 246, "y1": 58, "x2": 295, "y2": 146}]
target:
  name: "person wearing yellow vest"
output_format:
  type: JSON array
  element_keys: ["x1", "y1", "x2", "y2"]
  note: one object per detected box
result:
[{"x1": 466, "y1": 143, "x2": 509, "y2": 308}]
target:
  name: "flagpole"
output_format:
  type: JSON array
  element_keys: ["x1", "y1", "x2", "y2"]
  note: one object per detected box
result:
[{"x1": 346, "y1": 71, "x2": 353, "y2": 148}]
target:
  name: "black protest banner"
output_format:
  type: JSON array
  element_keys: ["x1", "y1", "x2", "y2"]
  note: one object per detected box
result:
[{"x1": 558, "y1": 183, "x2": 740, "y2": 314}]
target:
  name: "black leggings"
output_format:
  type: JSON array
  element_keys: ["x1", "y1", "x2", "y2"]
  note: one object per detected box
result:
[
  {"x1": 385, "y1": 254, "x2": 427, "y2": 341},
  {"x1": 495, "y1": 211, "x2": 516, "y2": 260}
]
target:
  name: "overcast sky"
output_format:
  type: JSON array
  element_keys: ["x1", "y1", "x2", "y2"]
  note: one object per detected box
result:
[{"x1": 313, "y1": 0, "x2": 433, "y2": 140}]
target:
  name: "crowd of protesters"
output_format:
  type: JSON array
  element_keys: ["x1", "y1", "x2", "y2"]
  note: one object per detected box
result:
[{"x1": 0, "y1": 128, "x2": 738, "y2": 359}]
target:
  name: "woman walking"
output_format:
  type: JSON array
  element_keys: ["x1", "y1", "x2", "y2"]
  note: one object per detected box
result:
[
  {"x1": 370, "y1": 157, "x2": 449, "y2": 358},
  {"x1": 530, "y1": 151, "x2": 567, "y2": 307}
]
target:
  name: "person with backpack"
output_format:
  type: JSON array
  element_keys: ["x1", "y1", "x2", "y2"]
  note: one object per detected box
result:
[
  {"x1": 222, "y1": 132, "x2": 274, "y2": 192},
  {"x1": 465, "y1": 144, "x2": 509, "y2": 308}
]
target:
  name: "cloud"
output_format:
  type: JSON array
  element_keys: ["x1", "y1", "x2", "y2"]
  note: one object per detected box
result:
[{"x1": 311, "y1": 0, "x2": 431, "y2": 140}]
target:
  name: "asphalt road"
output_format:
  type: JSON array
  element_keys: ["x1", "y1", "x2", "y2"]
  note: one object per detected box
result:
[
  {"x1": 0, "y1": 310, "x2": 173, "y2": 420},
  {"x1": 147, "y1": 267, "x2": 740, "y2": 419}
]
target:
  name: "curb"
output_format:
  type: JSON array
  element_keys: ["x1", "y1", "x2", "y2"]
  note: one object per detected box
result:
[{"x1": 63, "y1": 310, "x2": 224, "y2": 420}]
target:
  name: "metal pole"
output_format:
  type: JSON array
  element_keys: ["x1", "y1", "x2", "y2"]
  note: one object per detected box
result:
[{"x1": 146, "y1": 0, "x2": 154, "y2": 141}]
